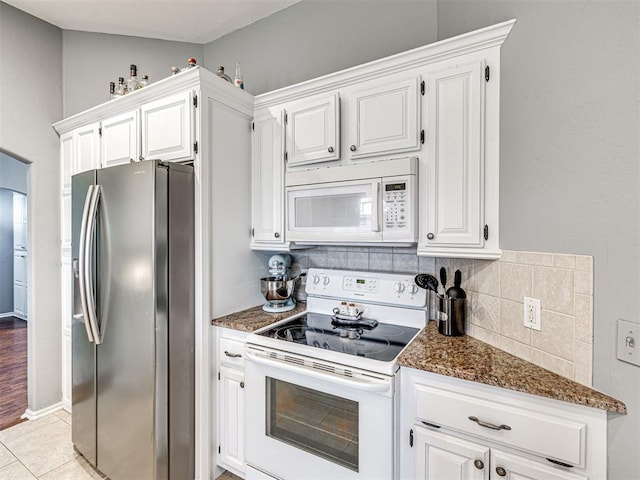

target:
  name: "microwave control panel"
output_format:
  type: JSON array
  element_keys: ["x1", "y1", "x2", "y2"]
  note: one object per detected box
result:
[{"x1": 382, "y1": 175, "x2": 415, "y2": 241}]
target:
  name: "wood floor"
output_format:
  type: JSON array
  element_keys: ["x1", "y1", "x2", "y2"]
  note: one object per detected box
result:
[{"x1": 0, "y1": 316, "x2": 28, "y2": 431}]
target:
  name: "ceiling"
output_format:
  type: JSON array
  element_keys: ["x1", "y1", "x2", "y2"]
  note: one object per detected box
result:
[{"x1": 3, "y1": 0, "x2": 302, "y2": 44}]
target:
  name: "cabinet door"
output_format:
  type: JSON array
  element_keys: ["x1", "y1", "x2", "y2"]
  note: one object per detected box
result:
[
  {"x1": 285, "y1": 93, "x2": 339, "y2": 166},
  {"x1": 13, "y1": 282, "x2": 26, "y2": 318},
  {"x1": 101, "y1": 109, "x2": 139, "y2": 168},
  {"x1": 349, "y1": 77, "x2": 420, "y2": 158},
  {"x1": 491, "y1": 449, "x2": 588, "y2": 480},
  {"x1": 252, "y1": 110, "x2": 285, "y2": 244},
  {"x1": 424, "y1": 59, "x2": 484, "y2": 248},
  {"x1": 414, "y1": 427, "x2": 489, "y2": 480},
  {"x1": 141, "y1": 91, "x2": 195, "y2": 163},
  {"x1": 74, "y1": 122, "x2": 101, "y2": 173},
  {"x1": 218, "y1": 365, "x2": 245, "y2": 476}
]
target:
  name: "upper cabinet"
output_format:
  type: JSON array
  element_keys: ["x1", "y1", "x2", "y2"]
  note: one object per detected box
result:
[
  {"x1": 251, "y1": 109, "x2": 286, "y2": 247},
  {"x1": 348, "y1": 76, "x2": 421, "y2": 158},
  {"x1": 101, "y1": 110, "x2": 139, "y2": 167},
  {"x1": 252, "y1": 19, "x2": 514, "y2": 256},
  {"x1": 141, "y1": 90, "x2": 195, "y2": 163},
  {"x1": 285, "y1": 93, "x2": 340, "y2": 166}
]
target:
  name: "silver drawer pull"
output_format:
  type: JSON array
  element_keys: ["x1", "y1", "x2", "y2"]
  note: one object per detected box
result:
[
  {"x1": 468, "y1": 416, "x2": 511, "y2": 431},
  {"x1": 224, "y1": 351, "x2": 242, "y2": 358}
]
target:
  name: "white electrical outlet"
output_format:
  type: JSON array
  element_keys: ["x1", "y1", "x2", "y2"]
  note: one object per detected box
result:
[
  {"x1": 617, "y1": 319, "x2": 640, "y2": 367},
  {"x1": 523, "y1": 297, "x2": 541, "y2": 330}
]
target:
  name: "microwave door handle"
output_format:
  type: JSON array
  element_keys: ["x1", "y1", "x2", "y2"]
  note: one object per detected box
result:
[{"x1": 371, "y1": 180, "x2": 381, "y2": 232}]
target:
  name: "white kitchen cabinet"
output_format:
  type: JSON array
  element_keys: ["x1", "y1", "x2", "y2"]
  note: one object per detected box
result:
[
  {"x1": 251, "y1": 109, "x2": 286, "y2": 247},
  {"x1": 400, "y1": 368, "x2": 607, "y2": 480},
  {"x1": 348, "y1": 76, "x2": 421, "y2": 158},
  {"x1": 414, "y1": 426, "x2": 489, "y2": 480},
  {"x1": 74, "y1": 122, "x2": 101, "y2": 173},
  {"x1": 215, "y1": 327, "x2": 247, "y2": 478},
  {"x1": 285, "y1": 93, "x2": 340, "y2": 167},
  {"x1": 423, "y1": 59, "x2": 484, "y2": 249},
  {"x1": 101, "y1": 109, "x2": 139, "y2": 167},
  {"x1": 140, "y1": 90, "x2": 195, "y2": 163}
]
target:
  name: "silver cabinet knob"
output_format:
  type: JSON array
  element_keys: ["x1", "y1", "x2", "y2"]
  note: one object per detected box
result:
[
  {"x1": 427, "y1": 233, "x2": 435, "y2": 240},
  {"x1": 240, "y1": 381, "x2": 245, "y2": 389},
  {"x1": 474, "y1": 460, "x2": 484, "y2": 470},
  {"x1": 274, "y1": 232, "x2": 280, "y2": 238},
  {"x1": 328, "y1": 146, "x2": 334, "y2": 153},
  {"x1": 350, "y1": 145, "x2": 357, "y2": 152},
  {"x1": 495, "y1": 467, "x2": 507, "y2": 477},
  {"x1": 139, "y1": 155, "x2": 145, "y2": 161}
]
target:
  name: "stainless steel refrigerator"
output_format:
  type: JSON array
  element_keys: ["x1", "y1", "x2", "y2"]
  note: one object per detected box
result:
[{"x1": 71, "y1": 160, "x2": 194, "y2": 480}]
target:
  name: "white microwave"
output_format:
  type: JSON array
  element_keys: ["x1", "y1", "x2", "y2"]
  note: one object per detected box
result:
[{"x1": 285, "y1": 157, "x2": 417, "y2": 245}]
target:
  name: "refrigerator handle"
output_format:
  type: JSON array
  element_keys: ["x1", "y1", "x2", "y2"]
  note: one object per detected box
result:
[
  {"x1": 77, "y1": 185, "x2": 95, "y2": 343},
  {"x1": 84, "y1": 184, "x2": 102, "y2": 345}
]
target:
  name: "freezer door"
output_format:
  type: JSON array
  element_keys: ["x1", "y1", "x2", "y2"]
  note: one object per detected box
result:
[
  {"x1": 71, "y1": 170, "x2": 97, "y2": 466},
  {"x1": 95, "y1": 161, "x2": 166, "y2": 480}
]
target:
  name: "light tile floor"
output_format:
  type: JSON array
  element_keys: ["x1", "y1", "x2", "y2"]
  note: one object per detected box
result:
[{"x1": 0, "y1": 410, "x2": 101, "y2": 480}]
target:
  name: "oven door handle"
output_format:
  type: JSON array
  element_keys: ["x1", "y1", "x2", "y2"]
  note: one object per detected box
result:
[{"x1": 246, "y1": 350, "x2": 392, "y2": 393}]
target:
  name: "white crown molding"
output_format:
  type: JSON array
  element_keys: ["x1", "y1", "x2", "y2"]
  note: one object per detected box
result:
[
  {"x1": 255, "y1": 19, "x2": 516, "y2": 109},
  {"x1": 53, "y1": 67, "x2": 255, "y2": 135}
]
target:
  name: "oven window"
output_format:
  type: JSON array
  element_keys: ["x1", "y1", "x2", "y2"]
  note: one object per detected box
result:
[{"x1": 266, "y1": 377, "x2": 359, "y2": 471}]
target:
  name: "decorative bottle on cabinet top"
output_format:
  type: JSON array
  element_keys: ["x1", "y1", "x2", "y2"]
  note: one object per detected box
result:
[
  {"x1": 127, "y1": 64, "x2": 140, "y2": 92},
  {"x1": 216, "y1": 66, "x2": 232, "y2": 82},
  {"x1": 234, "y1": 62, "x2": 244, "y2": 89}
]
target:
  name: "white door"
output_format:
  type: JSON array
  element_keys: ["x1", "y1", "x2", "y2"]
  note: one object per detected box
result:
[
  {"x1": 74, "y1": 122, "x2": 101, "y2": 173},
  {"x1": 13, "y1": 193, "x2": 27, "y2": 320},
  {"x1": 101, "y1": 109, "x2": 139, "y2": 167},
  {"x1": 218, "y1": 365, "x2": 245, "y2": 476},
  {"x1": 414, "y1": 427, "x2": 490, "y2": 480},
  {"x1": 491, "y1": 449, "x2": 588, "y2": 480},
  {"x1": 140, "y1": 90, "x2": 195, "y2": 162},
  {"x1": 285, "y1": 93, "x2": 340, "y2": 166},
  {"x1": 424, "y1": 59, "x2": 484, "y2": 248},
  {"x1": 349, "y1": 76, "x2": 420, "y2": 158},
  {"x1": 251, "y1": 110, "x2": 285, "y2": 244}
]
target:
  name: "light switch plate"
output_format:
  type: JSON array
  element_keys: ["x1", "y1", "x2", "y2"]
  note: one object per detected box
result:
[{"x1": 617, "y1": 319, "x2": 640, "y2": 367}]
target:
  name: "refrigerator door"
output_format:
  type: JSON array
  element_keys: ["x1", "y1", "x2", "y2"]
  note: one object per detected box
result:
[
  {"x1": 71, "y1": 170, "x2": 98, "y2": 466},
  {"x1": 95, "y1": 161, "x2": 166, "y2": 480}
]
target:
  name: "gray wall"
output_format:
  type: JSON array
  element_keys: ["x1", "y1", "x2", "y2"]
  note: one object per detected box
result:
[
  {"x1": 0, "y1": 189, "x2": 13, "y2": 314},
  {"x1": 204, "y1": 0, "x2": 438, "y2": 95},
  {"x1": 0, "y1": 2, "x2": 63, "y2": 411},
  {"x1": 0, "y1": 152, "x2": 28, "y2": 194},
  {"x1": 436, "y1": 2, "x2": 638, "y2": 478},
  {"x1": 205, "y1": 0, "x2": 640, "y2": 477},
  {"x1": 62, "y1": 31, "x2": 204, "y2": 117}
]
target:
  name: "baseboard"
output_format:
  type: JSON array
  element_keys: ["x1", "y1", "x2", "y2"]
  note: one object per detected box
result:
[
  {"x1": 13, "y1": 312, "x2": 27, "y2": 321},
  {"x1": 22, "y1": 402, "x2": 63, "y2": 421},
  {"x1": 0, "y1": 312, "x2": 14, "y2": 318}
]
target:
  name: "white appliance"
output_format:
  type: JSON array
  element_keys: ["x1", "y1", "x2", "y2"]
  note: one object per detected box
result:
[
  {"x1": 285, "y1": 157, "x2": 417, "y2": 245},
  {"x1": 245, "y1": 268, "x2": 427, "y2": 480}
]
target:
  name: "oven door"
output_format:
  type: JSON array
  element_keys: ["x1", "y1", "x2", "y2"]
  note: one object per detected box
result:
[
  {"x1": 245, "y1": 345, "x2": 394, "y2": 480},
  {"x1": 286, "y1": 179, "x2": 382, "y2": 243}
]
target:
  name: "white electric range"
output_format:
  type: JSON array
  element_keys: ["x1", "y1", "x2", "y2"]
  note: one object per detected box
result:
[{"x1": 244, "y1": 268, "x2": 427, "y2": 480}]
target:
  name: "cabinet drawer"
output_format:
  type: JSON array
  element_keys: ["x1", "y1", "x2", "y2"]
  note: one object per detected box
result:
[
  {"x1": 414, "y1": 384, "x2": 586, "y2": 467},
  {"x1": 219, "y1": 337, "x2": 245, "y2": 367}
]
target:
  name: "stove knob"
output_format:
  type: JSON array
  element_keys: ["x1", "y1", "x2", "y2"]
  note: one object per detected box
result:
[
  {"x1": 394, "y1": 282, "x2": 405, "y2": 293},
  {"x1": 312, "y1": 274, "x2": 321, "y2": 285},
  {"x1": 408, "y1": 283, "x2": 419, "y2": 294}
]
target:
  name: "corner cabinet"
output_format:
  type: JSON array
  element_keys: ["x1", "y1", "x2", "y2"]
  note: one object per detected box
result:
[{"x1": 400, "y1": 368, "x2": 606, "y2": 480}]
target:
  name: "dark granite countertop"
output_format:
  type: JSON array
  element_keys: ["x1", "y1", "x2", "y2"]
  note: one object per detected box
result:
[
  {"x1": 399, "y1": 321, "x2": 626, "y2": 414},
  {"x1": 212, "y1": 307, "x2": 626, "y2": 414},
  {"x1": 211, "y1": 303, "x2": 307, "y2": 332}
]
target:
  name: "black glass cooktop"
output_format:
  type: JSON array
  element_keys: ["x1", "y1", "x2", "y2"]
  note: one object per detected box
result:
[{"x1": 257, "y1": 312, "x2": 421, "y2": 362}]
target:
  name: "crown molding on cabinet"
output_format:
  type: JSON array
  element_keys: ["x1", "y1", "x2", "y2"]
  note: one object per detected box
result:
[
  {"x1": 254, "y1": 19, "x2": 516, "y2": 110},
  {"x1": 53, "y1": 67, "x2": 255, "y2": 135}
]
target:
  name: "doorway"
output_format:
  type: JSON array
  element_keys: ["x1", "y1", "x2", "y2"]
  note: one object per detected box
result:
[{"x1": 0, "y1": 153, "x2": 29, "y2": 429}]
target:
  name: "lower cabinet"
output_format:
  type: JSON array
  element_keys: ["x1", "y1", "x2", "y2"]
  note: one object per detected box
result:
[
  {"x1": 400, "y1": 368, "x2": 607, "y2": 480},
  {"x1": 414, "y1": 427, "x2": 587, "y2": 480},
  {"x1": 215, "y1": 327, "x2": 247, "y2": 478}
]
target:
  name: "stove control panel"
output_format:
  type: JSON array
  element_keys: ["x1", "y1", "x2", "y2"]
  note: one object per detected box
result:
[{"x1": 306, "y1": 268, "x2": 427, "y2": 307}]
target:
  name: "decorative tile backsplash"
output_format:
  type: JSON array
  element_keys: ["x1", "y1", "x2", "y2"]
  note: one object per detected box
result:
[{"x1": 291, "y1": 247, "x2": 594, "y2": 386}]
